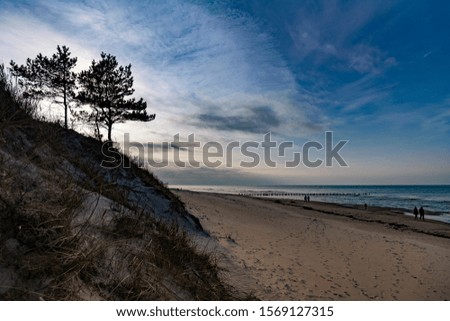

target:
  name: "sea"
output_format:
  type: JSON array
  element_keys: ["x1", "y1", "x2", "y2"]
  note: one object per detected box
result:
[{"x1": 171, "y1": 185, "x2": 450, "y2": 224}]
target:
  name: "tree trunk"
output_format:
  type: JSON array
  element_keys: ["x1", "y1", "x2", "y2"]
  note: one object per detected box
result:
[
  {"x1": 95, "y1": 110, "x2": 102, "y2": 142},
  {"x1": 63, "y1": 67, "x2": 68, "y2": 129},
  {"x1": 63, "y1": 93, "x2": 68, "y2": 129},
  {"x1": 107, "y1": 106, "x2": 112, "y2": 142}
]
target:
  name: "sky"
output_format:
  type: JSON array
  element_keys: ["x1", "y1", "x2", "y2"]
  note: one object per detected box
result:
[{"x1": 0, "y1": 0, "x2": 449, "y2": 185}]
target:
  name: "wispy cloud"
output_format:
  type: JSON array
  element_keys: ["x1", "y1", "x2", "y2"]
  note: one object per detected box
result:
[
  {"x1": 288, "y1": 0, "x2": 397, "y2": 74},
  {"x1": 423, "y1": 50, "x2": 434, "y2": 58},
  {"x1": 0, "y1": 3, "x2": 97, "y2": 68},
  {"x1": 0, "y1": 0, "x2": 409, "y2": 139},
  {"x1": 330, "y1": 74, "x2": 394, "y2": 112},
  {"x1": 78, "y1": 2, "x2": 321, "y2": 135},
  {"x1": 421, "y1": 98, "x2": 450, "y2": 134},
  {"x1": 0, "y1": 0, "x2": 324, "y2": 142}
]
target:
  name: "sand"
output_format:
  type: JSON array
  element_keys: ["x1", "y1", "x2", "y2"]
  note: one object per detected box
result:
[{"x1": 174, "y1": 190, "x2": 450, "y2": 300}]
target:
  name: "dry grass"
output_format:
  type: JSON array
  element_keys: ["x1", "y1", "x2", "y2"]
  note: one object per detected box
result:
[{"x1": 0, "y1": 65, "x2": 240, "y2": 301}]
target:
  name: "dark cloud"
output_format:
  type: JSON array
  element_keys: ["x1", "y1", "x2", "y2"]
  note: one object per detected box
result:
[
  {"x1": 153, "y1": 166, "x2": 279, "y2": 186},
  {"x1": 196, "y1": 106, "x2": 280, "y2": 133},
  {"x1": 126, "y1": 143, "x2": 188, "y2": 151}
]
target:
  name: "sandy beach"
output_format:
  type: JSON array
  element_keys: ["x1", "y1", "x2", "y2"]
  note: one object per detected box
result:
[{"x1": 174, "y1": 190, "x2": 450, "y2": 300}]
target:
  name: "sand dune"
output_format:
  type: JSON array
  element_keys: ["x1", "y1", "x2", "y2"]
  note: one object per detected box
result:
[{"x1": 175, "y1": 190, "x2": 450, "y2": 300}]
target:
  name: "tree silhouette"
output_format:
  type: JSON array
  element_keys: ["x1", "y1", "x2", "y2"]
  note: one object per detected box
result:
[
  {"x1": 77, "y1": 52, "x2": 155, "y2": 142},
  {"x1": 10, "y1": 45, "x2": 77, "y2": 129}
]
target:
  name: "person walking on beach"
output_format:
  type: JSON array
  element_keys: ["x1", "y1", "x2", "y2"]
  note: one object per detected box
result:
[
  {"x1": 413, "y1": 206, "x2": 419, "y2": 220},
  {"x1": 419, "y1": 206, "x2": 425, "y2": 221}
]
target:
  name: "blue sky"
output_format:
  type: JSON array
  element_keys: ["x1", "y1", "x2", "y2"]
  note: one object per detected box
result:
[{"x1": 0, "y1": 0, "x2": 449, "y2": 185}]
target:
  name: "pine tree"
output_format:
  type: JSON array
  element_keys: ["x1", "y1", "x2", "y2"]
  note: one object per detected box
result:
[
  {"x1": 77, "y1": 52, "x2": 155, "y2": 142},
  {"x1": 10, "y1": 45, "x2": 77, "y2": 129}
]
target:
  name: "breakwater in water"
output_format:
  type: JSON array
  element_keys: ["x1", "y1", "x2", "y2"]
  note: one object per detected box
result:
[{"x1": 239, "y1": 192, "x2": 369, "y2": 197}]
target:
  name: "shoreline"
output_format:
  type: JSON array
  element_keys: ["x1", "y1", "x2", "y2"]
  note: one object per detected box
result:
[
  {"x1": 172, "y1": 187, "x2": 449, "y2": 223},
  {"x1": 191, "y1": 190, "x2": 450, "y2": 238},
  {"x1": 170, "y1": 185, "x2": 450, "y2": 218},
  {"x1": 174, "y1": 189, "x2": 450, "y2": 300}
]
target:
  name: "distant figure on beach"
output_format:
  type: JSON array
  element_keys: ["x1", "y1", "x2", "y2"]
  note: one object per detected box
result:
[
  {"x1": 364, "y1": 203, "x2": 367, "y2": 210},
  {"x1": 419, "y1": 206, "x2": 425, "y2": 221},
  {"x1": 304, "y1": 195, "x2": 307, "y2": 202},
  {"x1": 413, "y1": 206, "x2": 418, "y2": 220},
  {"x1": 307, "y1": 195, "x2": 310, "y2": 202}
]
